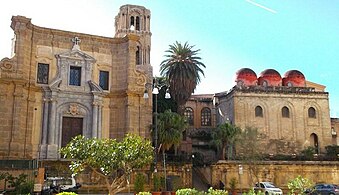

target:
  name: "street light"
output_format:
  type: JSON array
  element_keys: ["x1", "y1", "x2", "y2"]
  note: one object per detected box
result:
[{"x1": 144, "y1": 79, "x2": 170, "y2": 173}]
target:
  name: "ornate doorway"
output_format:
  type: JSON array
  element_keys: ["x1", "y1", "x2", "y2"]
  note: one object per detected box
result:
[{"x1": 62, "y1": 117, "x2": 83, "y2": 147}]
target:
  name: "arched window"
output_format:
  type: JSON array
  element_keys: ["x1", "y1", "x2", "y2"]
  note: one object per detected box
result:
[
  {"x1": 310, "y1": 133, "x2": 319, "y2": 153},
  {"x1": 255, "y1": 106, "x2": 263, "y2": 117},
  {"x1": 184, "y1": 107, "x2": 194, "y2": 126},
  {"x1": 262, "y1": 80, "x2": 268, "y2": 87},
  {"x1": 282, "y1": 106, "x2": 290, "y2": 118},
  {"x1": 136, "y1": 16, "x2": 140, "y2": 30},
  {"x1": 201, "y1": 107, "x2": 211, "y2": 126},
  {"x1": 136, "y1": 46, "x2": 140, "y2": 65},
  {"x1": 308, "y1": 107, "x2": 316, "y2": 118},
  {"x1": 130, "y1": 16, "x2": 135, "y2": 29}
]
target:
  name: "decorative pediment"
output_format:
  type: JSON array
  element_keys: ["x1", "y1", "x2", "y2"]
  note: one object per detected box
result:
[
  {"x1": 49, "y1": 78, "x2": 62, "y2": 89},
  {"x1": 88, "y1": 80, "x2": 104, "y2": 92},
  {"x1": 56, "y1": 49, "x2": 96, "y2": 63},
  {"x1": 55, "y1": 37, "x2": 95, "y2": 63}
]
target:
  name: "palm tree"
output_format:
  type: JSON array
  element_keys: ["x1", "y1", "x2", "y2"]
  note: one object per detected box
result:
[
  {"x1": 211, "y1": 123, "x2": 241, "y2": 160},
  {"x1": 157, "y1": 109, "x2": 188, "y2": 155},
  {"x1": 160, "y1": 41, "x2": 205, "y2": 114}
]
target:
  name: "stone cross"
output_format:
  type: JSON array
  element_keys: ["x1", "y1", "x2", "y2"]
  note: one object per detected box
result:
[
  {"x1": 71, "y1": 37, "x2": 81, "y2": 50},
  {"x1": 72, "y1": 37, "x2": 81, "y2": 45}
]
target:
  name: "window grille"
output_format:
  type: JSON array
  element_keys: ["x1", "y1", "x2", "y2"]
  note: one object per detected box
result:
[{"x1": 69, "y1": 66, "x2": 81, "y2": 86}]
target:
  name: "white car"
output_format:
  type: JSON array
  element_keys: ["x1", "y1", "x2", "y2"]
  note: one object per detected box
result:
[{"x1": 254, "y1": 182, "x2": 283, "y2": 195}]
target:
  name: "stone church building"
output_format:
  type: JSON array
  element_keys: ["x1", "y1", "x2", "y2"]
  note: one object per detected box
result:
[
  {"x1": 185, "y1": 68, "x2": 337, "y2": 159},
  {"x1": 0, "y1": 5, "x2": 153, "y2": 160}
]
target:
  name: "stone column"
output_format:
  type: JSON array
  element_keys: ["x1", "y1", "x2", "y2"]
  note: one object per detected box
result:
[
  {"x1": 97, "y1": 104, "x2": 102, "y2": 138},
  {"x1": 92, "y1": 102, "x2": 98, "y2": 138},
  {"x1": 41, "y1": 98, "x2": 49, "y2": 145},
  {"x1": 48, "y1": 98, "x2": 56, "y2": 144}
]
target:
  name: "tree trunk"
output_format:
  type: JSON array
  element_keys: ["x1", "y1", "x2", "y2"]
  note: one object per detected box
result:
[{"x1": 221, "y1": 144, "x2": 226, "y2": 160}]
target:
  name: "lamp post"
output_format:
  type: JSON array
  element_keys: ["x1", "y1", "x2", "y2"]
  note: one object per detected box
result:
[{"x1": 144, "y1": 79, "x2": 170, "y2": 173}]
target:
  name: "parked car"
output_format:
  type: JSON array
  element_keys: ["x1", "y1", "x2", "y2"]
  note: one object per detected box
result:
[
  {"x1": 254, "y1": 182, "x2": 283, "y2": 195},
  {"x1": 305, "y1": 184, "x2": 339, "y2": 195},
  {"x1": 41, "y1": 176, "x2": 81, "y2": 195}
]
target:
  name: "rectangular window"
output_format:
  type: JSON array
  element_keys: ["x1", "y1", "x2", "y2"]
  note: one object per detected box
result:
[
  {"x1": 69, "y1": 66, "x2": 81, "y2": 86},
  {"x1": 37, "y1": 63, "x2": 49, "y2": 84},
  {"x1": 99, "y1": 71, "x2": 109, "y2": 90}
]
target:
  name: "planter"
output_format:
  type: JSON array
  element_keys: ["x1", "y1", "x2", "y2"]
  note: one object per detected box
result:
[{"x1": 152, "y1": 192, "x2": 162, "y2": 195}]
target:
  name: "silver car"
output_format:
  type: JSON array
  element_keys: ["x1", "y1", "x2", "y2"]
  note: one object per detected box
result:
[{"x1": 254, "y1": 182, "x2": 283, "y2": 195}]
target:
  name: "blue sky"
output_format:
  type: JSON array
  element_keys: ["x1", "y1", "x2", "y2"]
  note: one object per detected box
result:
[{"x1": 1, "y1": 0, "x2": 339, "y2": 116}]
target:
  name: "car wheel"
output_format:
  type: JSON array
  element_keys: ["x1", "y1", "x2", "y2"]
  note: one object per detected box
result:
[{"x1": 265, "y1": 191, "x2": 269, "y2": 195}]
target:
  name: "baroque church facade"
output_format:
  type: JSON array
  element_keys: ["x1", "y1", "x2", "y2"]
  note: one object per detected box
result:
[{"x1": 0, "y1": 5, "x2": 153, "y2": 160}]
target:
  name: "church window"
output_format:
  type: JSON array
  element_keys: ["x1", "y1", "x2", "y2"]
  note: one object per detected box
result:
[
  {"x1": 262, "y1": 80, "x2": 268, "y2": 87},
  {"x1": 130, "y1": 16, "x2": 135, "y2": 28},
  {"x1": 308, "y1": 107, "x2": 316, "y2": 118},
  {"x1": 184, "y1": 107, "x2": 194, "y2": 126},
  {"x1": 69, "y1": 66, "x2": 81, "y2": 86},
  {"x1": 99, "y1": 71, "x2": 109, "y2": 90},
  {"x1": 37, "y1": 63, "x2": 49, "y2": 84},
  {"x1": 136, "y1": 46, "x2": 141, "y2": 65},
  {"x1": 237, "y1": 80, "x2": 244, "y2": 87},
  {"x1": 282, "y1": 106, "x2": 290, "y2": 118},
  {"x1": 201, "y1": 107, "x2": 211, "y2": 126},
  {"x1": 136, "y1": 16, "x2": 140, "y2": 30},
  {"x1": 255, "y1": 106, "x2": 263, "y2": 117}
]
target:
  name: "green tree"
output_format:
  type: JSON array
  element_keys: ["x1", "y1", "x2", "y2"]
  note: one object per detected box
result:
[
  {"x1": 325, "y1": 145, "x2": 339, "y2": 160},
  {"x1": 154, "y1": 76, "x2": 177, "y2": 113},
  {"x1": 237, "y1": 126, "x2": 263, "y2": 184},
  {"x1": 160, "y1": 41, "x2": 206, "y2": 114},
  {"x1": 60, "y1": 134, "x2": 154, "y2": 195},
  {"x1": 287, "y1": 175, "x2": 313, "y2": 195},
  {"x1": 6, "y1": 173, "x2": 33, "y2": 194},
  {"x1": 211, "y1": 123, "x2": 241, "y2": 160},
  {"x1": 157, "y1": 109, "x2": 188, "y2": 154}
]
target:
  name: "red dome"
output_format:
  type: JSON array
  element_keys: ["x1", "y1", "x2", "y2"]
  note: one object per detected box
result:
[
  {"x1": 235, "y1": 68, "x2": 257, "y2": 86},
  {"x1": 258, "y1": 69, "x2": 282, "y2": 86},
  {"x1": 282, "y1": 70, "x2": 306, "y2": 87}
]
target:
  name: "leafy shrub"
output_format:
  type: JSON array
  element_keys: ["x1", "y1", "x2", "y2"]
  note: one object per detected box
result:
[
  {"x1": 228, "y1": 177, "x2": 238, "y2": 192},
  {"x1": 300, "y1": 146, "x2": 316, "y2": 160},
  {"x1": 137, "y1": 192, "x2": 152, "y2": 195},
  {"x1": 242, "y1": 189, "x2": 265, "y2": 195},
  {"x1": 207, "y1": 187, "x2": 228, "y2": 195},
  {"x1": 176, "y1": 188, "x2": 204, "y2": 195},
  {"x1": 6, "y1": 173, "x2": 33, "y2": 194},
  {"x1": 287, "y1": 175, "x2": 313, "y2": 195},
  {"x1": 153, "y1": 174, "x2": 164, "y2": 192},
  {"x1": 325, "y1": 145, "x2": 339, "y2": 159},
  {"x1": 134, "y1": 173, "x2": 146, "y2": 193},
  {"x1": 56, "y1": 192, "x2": 78, "y2": 195}
]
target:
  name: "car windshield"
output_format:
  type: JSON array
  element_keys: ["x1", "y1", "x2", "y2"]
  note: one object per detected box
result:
[{"x1": 265, "y1": 183, "x2": 277, "y2": 188}]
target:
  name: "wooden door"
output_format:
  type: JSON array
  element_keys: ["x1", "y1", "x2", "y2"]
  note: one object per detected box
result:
[{"x1": 62, "y1": 117, "x2": 83, "y2": 147}]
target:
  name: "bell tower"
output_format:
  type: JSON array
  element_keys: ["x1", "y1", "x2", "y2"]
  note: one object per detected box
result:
[{"x1": 115, "y1": 5, "x2": 152, "y2": 69}]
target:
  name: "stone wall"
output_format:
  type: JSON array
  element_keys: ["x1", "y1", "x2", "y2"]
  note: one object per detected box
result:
[{"x1": 210, "y1": 161, "x2": 339, "y2": 193}]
